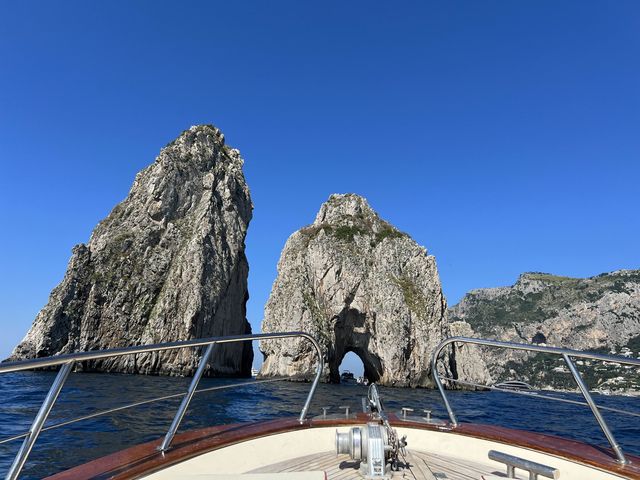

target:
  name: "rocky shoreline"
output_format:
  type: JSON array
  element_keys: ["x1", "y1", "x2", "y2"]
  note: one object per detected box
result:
[{"x1": 448, "y1": 270, "x2": 640, "y2": 393}]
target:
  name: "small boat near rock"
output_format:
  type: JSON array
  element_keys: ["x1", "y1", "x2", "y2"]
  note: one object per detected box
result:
[
  {"x1": 493, "y1": 380, "x2": 535, "y2": 391},
  {"x1": 340, "y1": 370, "x2": 355, "y2": 383}
]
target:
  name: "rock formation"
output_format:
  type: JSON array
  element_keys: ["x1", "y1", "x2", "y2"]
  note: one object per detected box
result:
[
  {"x1": 259, "y1": 193, "x2": 489, "y2": 387},
  {"x1": 449, "y1": 270, "x2": 640, "y2": 391},
  {"x1": 9, "y1": 125, "x2": 253, "y2": 376}
]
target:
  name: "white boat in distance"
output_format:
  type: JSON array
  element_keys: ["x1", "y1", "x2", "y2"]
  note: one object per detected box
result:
[
  {"x1": 493, "y1": 380, "x2": 535, "y2": 391},
  {"x1": 1, "y1": 332, "x2": 639, "y2": 480}
]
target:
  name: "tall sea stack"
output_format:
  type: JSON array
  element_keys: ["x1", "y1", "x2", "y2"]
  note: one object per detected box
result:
[
  {"x1": 259, "y1": 194, "x2": 489, "y2": 387},
  {"x1": 9, "y1": 125, "x2": 253, "y2": 376}
]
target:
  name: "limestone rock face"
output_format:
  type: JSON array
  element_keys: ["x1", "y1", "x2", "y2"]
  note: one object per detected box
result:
[
  {"x1": 9, "y1": 125, "x2": 253, "y2": 376},
  {"x1": 446, "y1": 321, "x2": 492, "y2": 388},
  {"x1": 449, "y1": 271, "x2": 640, "y2": 390},
  {"x1": 259, "y1": 193, "x2": 488, "y2": 387}
]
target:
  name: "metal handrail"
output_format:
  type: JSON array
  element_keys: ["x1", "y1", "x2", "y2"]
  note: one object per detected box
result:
[
  {"x1": 438, "y1": 376, "x2": 640, "y2": 418},
  {"x1": 0, "y1": 331, "x2": 323, "y2": 480},
  {"x1": 431, "y1": 336, "x2": 640, "y2": 466}
]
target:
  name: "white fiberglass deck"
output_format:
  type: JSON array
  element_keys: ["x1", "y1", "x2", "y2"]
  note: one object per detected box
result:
[{"x1": 142, "y1": 426, "x2": 628, "y2": 480}]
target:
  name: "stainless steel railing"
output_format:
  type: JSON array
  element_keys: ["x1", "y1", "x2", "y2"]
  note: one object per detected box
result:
[
  {"x1": 431, "y1": 336, "x2": 640, "y2": 465},
  {"x1": 0, "y1": 331, "x2": 323, "y2": 480}
]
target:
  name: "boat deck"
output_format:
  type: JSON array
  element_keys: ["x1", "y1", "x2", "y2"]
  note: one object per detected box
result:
[
  {"x1": 250, "y1": 450, "x2": 521, "y2": 479},
  {"x1": 44, "y1": 418, "x2": 640, "y2": 480}
]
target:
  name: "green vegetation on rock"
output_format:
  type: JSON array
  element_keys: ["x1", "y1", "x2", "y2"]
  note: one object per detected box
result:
[
  {"x1": 523, "y1": 273, "x2": 581, "y2": 286},
  {"x1": 454, "y1": 292, "x2": 550, "y2": 334},
  {"x1": 373, "y1": 224, "x2": 406, "y2": 245},
  {"x1": 627, "y1": 334, "x2": 640, "y2": 353},
  {"x1": 452, "y1": 270, "x2": 638, "y2": 336},
  {"x1": 302, "y1": 290, "x2": 331, "y2": 347},
  {"x1": 390, "y1": 274, "x2": 429, "y2": 320},
  {"x1": 333, "y1": 225, "x2": 365, "y2": 242},
  {"x1": 299, "y1": 216, "x2": 406, "y2": 247}
]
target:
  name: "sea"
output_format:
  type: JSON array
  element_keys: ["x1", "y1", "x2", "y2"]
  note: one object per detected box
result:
[{"x1": 1, "y1": 371, "x2": 639, "y2": 479}]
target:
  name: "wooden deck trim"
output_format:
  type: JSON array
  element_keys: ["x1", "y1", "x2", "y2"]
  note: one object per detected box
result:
[
  {"x1": 45, "y1": 418, "x2": 308, "y2": 480},
  {"x1": 44, "y1": 416, "x2": 640, "y2": 480}
]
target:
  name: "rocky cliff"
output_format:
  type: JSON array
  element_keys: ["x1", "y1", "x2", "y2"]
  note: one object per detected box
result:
[
  {"x1": 9, "y1": 125, "x2": 253, "y2": 376},
  {"x1": 259, "y1": 194, "x2": 489, "y2": 387},
  {"x1": 449, "y1": 270, "x2": 640, "y2": 391}
]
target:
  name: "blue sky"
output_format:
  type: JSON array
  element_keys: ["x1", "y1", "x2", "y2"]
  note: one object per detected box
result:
[{"x1": 0, "y1": 2, "x2": 638, "y2": 373}]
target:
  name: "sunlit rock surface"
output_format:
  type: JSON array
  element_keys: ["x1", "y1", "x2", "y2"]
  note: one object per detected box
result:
[
  {"x1": 449, "y1": 270, "x2": 640, "y2": 391},
  {"x1": 9, "y1": 125, "x2": 253, "y2": 376},
  {"x1": 259, "y1": 193, "x2": 489, "y2": 387}
]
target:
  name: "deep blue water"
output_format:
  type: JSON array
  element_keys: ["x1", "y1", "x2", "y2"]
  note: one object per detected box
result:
[{"x1": 1, "y1": 372, "x2": 639, "y2": 479}]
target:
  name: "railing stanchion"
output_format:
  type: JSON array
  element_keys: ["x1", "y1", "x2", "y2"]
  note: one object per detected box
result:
[
  {"x1": 430, "y1": 336, "x2": 638, "y2": 464},
  {"x1": 159, "y1": 343, "x2": 215, "y2": 452},
  {"x1": 430, "y1": 342, "x2": 458, "y2": 427},
  {"x1": 298, "y1": 334, "x2": 324, "y2": 423},
  {"x1": 6, "y1": 362, "x2": 73, "y2": 480},
  {"x1": 562, "y1": 353, "x2": 627, "y2": 465}
]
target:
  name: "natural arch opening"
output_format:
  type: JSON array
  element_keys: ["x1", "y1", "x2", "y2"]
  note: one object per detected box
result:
[
  {"x1": 329, "y1": 307, "x2": 383, "y2": 384},
  {"x1": 338, "y1": 351, "x2": 363, "y2": 382}
]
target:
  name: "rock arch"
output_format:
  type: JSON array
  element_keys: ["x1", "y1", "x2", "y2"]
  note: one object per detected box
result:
[
  {"x1": 259, "y1": 194, "x2": 471, "y2": 387},
  {"x1": 329, "y1": 308, "x2": 382, "y2": 383}
]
